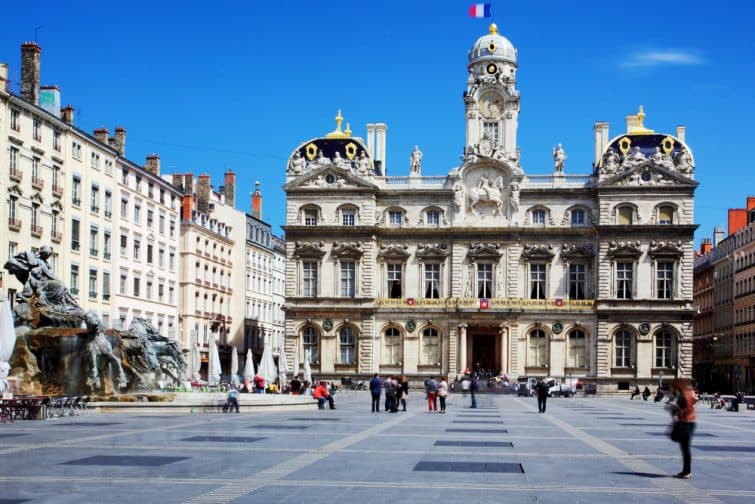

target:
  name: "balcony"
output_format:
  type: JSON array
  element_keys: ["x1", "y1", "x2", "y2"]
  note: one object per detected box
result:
[
  {"x1": 91, "y1": 206, "x2": 100, "y2": 214},
  {"x1": 104, "y1": 210, "x2": 112, "y2": 218},
  {"x1": 195, "y1": 310, "x2": 202, "y2": 316},
  {"x1": 90, "y1": 248, "x2": 99, "y2": 257},
  {"x1": 52, "y1": 185, "x2": 64, "y2": 197},
  {"x1": 72, "y1": 198, "x2": 81, "y2": 207},
  {"x1": 51, "y1": 231, "x2": 62, "y2": 243},
  {"x1": 214, "y1": 313, "x2": 225, "y2": 321},
  {"x1": 31, "y1": 224, "x2": 43, "y2": 237},
  {"x1": 104, "y1": 252, "x2": 111, "y2": 260},
  {"x1": 88, "y1": 291, "x2": 97, "y2": 299},
  {"x1": 9, "y1": 168, "x2": 22, "y2": 182},
  {"x1": 8, "y1": 218, "x2": 22, "y2": 231},
  {"x1": 31, "y1": 176, "x2": 44, "y2": 190}
]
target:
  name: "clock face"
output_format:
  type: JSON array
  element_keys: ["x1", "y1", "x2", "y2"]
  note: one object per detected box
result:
[
  {"x1": 486, "y1": 63, "x2": 497, "y2": 75},
  {"x1": 480, "y1": 92, "x2": 504, "y2": 119}
]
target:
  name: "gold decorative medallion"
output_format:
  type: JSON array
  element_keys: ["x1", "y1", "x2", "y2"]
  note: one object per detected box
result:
[
  {"x1": 661, "y1": 136, "x2": 675, "y2": 155},
  {"x1": 618, "y1": 136, "x2": 632, "y2": 156},
  {"x1": 305, "y1": 143, "x2": 318, "y2": 161},
  {"x1": 344, "y1": 142, "x2": 357, "y2": 160},
  {"x1": 486, "y1": 63, "x2": 497, "y2": 75}
]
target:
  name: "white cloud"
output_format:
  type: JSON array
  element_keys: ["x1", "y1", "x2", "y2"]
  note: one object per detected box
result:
[{"x1": 621, "y1": 49, "x2": 706, "y2": 68}]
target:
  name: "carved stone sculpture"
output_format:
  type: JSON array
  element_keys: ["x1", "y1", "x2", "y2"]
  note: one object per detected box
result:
[
  {"x1": 453, "y1": 181, "x2": 465, "y2": 211},
  {"x1": 552, "y1": 143, "x2": 566, "y2": 173},
  {"x1": 601, "y1": 149, "x2": 620, "y2": 174},
  {"x1": 410, "y1": 145, "x2": 423, "y2": 176},
  {"x1": 623, "y1": 147, "x2": 646, "y2": 167},
  {"x1": 468, "y1": 175, "x2": 505, "y2": 217},
  {"x1": 675, "y1": 149, "x2": 694, "y2": 174},
  {"x1": 289, "y1": 150, "x2": 306, "y2": 175},
  {"x1": 356, "y1": 151, "x2": 371, "y2": 175}
]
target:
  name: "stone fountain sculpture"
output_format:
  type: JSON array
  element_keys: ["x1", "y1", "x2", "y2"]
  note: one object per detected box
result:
[{"x1": 3, "y1": 247, "x2": 186, "y2": 396}]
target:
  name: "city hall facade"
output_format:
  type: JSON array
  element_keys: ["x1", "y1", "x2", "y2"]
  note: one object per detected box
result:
[{"x1": 282, "y1": 25, "x2": 698, "y2": 390}]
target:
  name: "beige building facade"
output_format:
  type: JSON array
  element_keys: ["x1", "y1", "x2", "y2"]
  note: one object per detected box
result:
[{"x1": 282, "y1": 25, "x2": 698, "y2": 390}]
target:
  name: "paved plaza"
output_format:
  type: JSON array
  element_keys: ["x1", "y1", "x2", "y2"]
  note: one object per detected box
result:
[{"x1": 1, "y1": 393, "x2": 754, "y2": 503}]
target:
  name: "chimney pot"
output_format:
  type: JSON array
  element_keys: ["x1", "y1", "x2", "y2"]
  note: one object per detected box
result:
[
  {"x1": 197, "y1": 174, "x2": 211, "y2": 214},
  {"x1": 20, "y1": 41, "x2": 42, "y2": 105},
  {"x1": 93, "y1": 127, "x2": 109, "y2": 144},
  {"x1": 223, "y1": 170, "x2": 236, "y2": 208},
  {"x1": 61, "y1": 104, "x2": 75, "y2": 125},
  {"x1": 145, "y1": 153, "x2": 160, "y2": 176}
]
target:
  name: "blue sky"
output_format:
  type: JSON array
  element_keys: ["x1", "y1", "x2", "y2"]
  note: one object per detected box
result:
[{"x1": 2, "y1": 1, "x2": 753, "y2": 245}]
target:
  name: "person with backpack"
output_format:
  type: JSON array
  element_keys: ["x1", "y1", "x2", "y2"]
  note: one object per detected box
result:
[{"x1": 425, "y1": 376, "x2": 438, "y2": 412}]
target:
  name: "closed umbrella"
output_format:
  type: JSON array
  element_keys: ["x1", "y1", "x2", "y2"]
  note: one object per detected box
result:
[
  {"x1": 191, "y1": 342, "x2": 201, "y2": 381},
  {"x1": 303, "y1": 350, "x2": 312, "y2": 385},
  {"x1": 208, "y1": 339, "x2": 221, "y2": 386},
  {"x1": 243, "y1": 349, "x2": 255, "y2": 381},
  {"x1": 277, "y1": 347, "x2": 289, "y2": 386},
  {"x1": 0, "y1": 297, "x2": 15, "y2": 362},
  {"x1": 258, "y1": 342, "x2": 277, "y2": 388},
  {"x1": 292, "y1": 345, "x2": 300, "y2": 379},
  {"x1": 230, "y1": 346, "x2": 239, "y2": 387}
]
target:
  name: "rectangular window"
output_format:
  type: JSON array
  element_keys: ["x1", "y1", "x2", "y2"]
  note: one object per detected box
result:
[
  {"x1": 88, "y1": 269, "x2": 97, "y2": 299},
  {"x1": 133, "y1": 204, "x2": 141, "y2": 224},
  {"x1": 426, "y1": 210, "x2": 440, "y2": 226},
  {"x1": 169, "y1": 251, "x2": 176, "y2": 271},
  {"x1": 51, "y1": 210, "x2": 59, "y2": 236},
  {"x1": 339, "y1": 328, "x2": 356, "y2": 364},
  {"x1": 569, "y1": 264, "x2": 586, "y2": 299},
  {"x1": 169, "y1": 219, "x2": 176, "y2": 237},
  {"x1": 31, "y1": 203, "x2": 40, "y2": 229},
  {"x1": 70, "y1": 265, "x2": 79, "y2": 295},
  {"x1": 388, "y1": 211, "x2": 403, "y2": 227},
  {"x1": 31, "y1": 156, "x2": 40, "y2": 181},
  {"x1": 120, "y1": 235, "x2": 127, "y2": 256},
  {"x1": 52, "y1": 165, "x2": 60, "y2": 192},
  {"x1": 158, "y1": 248, "x2": 165, "y2": 268},
  {"x1": 72, "y1": 176, "x2": 81, "y2": 206},
  {"x1": 304, "y1": 209, "x2": 318, "y2": 226},
  {"x1": 120, "y1": 273, "x2": 127, "y2": 294},
  {"x1": 89, "y1": 227, "x2": 98, "y2": 256},
  {"x1": 90, "y1": 185, "x2": 99, "y2": 213},
  {"x1": 133, "y1": 239, "x2": 141, "y2": 260},
  {"x1": 303, "y1": 261, "x2": 318, "y2": 297},
  {"x1": 146, "y1": 281, "x2": 153, "y2": 300},
  {"x1": 568, "y1": 331, "x2": 586, "y2": 367},
  {"x1": 158, "y1": 283, "x2": 165, "y2": 302},
  {"x1": 102, "y1": 272, "x2": 111, "y2": 301},
  {"x1": 387, "y1": 264, "x2": 402, "y2": 299},
  {"x1": 169, "y1": 285, "x2": 175, "y2": 305},
  {"x1": 147, "y1": 209, "x2": 154, "y2": 228},
  {"x1": 147, "y1": 244, "x2": 154, "y2": 264},
  {"x1": 618, "y1": 207, "x2": 633, "y2": 225},
  {"x1": 159, "y1": 214, "x2": 165, "y2": 234},
  {"x1": 9, "y1": 147, "x2": 19, "y2": 175},
  {"x1": 121, "y1": 198, "x2": 128, "y2": 219},
  {"x1": 657, "y1": 261, "x2": 674, "y2": 299},
  {"x1": 342, "y1": 208, "x2": 355, "y2": 226},
  {"x1": 71, "y1": 219, "x2": 80, "y2": 251},
  {"x1": 424, "y1": 263, "x2": 441, "y2": 299},
  {"x1": 104, "y1": 191, "x2": 112, "y2": 218},
  {"x1": 340, "y1": 261, "x2": 356, "y2": 297},
  {"x1": 616, "y1": 262, "x2": 633, "y2": 299},
  {"x1": 33, "y1": 118, "x2": 41, "y2": 141},
  {"x1": 483, "y1": 121, "x2": 500, "y2": 145},
  {"x1": 615, "y1": 332, "x2": 632, "y2": 368},
  {"x1": 53, "y1": 130, "x2": 61, "y2": 151},
  {"x1": 10, "y1": 108, "x2": 20, "y2": 131},
  {"x1": 532, "y1": 209, "x2": 546, "y2": 225},
  {"x1": 103, "y1": 232, "x2": 111, "y2": 259},
  {"x1": 71, "y1": 141, "x2": 82, "y2": 160},
  {"x1": 133, "y1": 277, "x2": 140, "y2": 297},
  {"x1": 8, "y1": 195, "x2": 18, "y2": 224},
  {"x1": 530, "y1": 264, "x2": 546, "y2": 299},
  {"x1": 571, "y1": 209, "x2": 585, "y2": 226},
  {"x1": 477, "y1": 263, "x2": 493, "y2": 298}
]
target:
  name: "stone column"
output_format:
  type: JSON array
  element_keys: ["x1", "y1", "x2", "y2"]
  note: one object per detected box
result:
[
  {"x1": 458, "y1": 323, "x2": 468, "y2": 376},
  {"x1": 499, "y1": 323, "x2": 508, "y2": 375}
]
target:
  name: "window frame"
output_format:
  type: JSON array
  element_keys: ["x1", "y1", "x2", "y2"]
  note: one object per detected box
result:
[
  {"x1": 338, "y1": 326, "x2": 357, "y2": 365},
  {"x1": 529, "y1": 263, "x2": 547, "y2": 300},
  {"x1": 383, "y1": 327, "x2": 402, "y2": 365},
  {"x1": 614, "y1": 329, "x2": 634, "y2": 368},
  {"x1": 527, "y1": 328, "x2": 548, "y2": 367},
  {"x1": 420, "y1": 327, "x2": 440, "y2": 365}
]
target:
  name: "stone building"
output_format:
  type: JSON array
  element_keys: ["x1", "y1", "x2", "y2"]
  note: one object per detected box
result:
[
  {"x1": 694, "y1": 199, "x2": 755, "y2": 393},
  {"x1": 282, "y1": 24, "x2": 698, "y2": 390}
]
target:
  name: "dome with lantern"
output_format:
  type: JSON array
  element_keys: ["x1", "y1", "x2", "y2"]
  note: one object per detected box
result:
[{"x1": 468, "y1": 23, "x2": 517, "y2": 66}]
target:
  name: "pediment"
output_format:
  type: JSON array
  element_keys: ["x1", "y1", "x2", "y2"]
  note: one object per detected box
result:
[
  {"x1": 599, "y1": 163, "x2": 697, "y2": 189},
  {"x1": 648, "y1": 240, "x2": 684, "y2": 258},
  {"x1": 285, "y1": 165, "x2": 377, "y2": 191},
  {"x1": 332, "y1": 241, "x2": 364, "y2": 259},
  {"x1": 607, "y1": 241, "x2": 642, "y2": 259},
  {"x1": 521, "y1": 244, "x2": 555, "y2": 260},
  {"x1": 293, "y1": 241, "x2": 326, "y2": 259},
  {"x1": 562, "y1": 244, "x2": 594, "y2": 260},
  {"x1": 416, "y1": 243, "x2": 450, "y2": 260},
  {"x1": 468, "y1": 242, "x2": 502, "y2": 259},
  {"x1": 378, "y1": 243, "x2": 410, "y2": 260}
]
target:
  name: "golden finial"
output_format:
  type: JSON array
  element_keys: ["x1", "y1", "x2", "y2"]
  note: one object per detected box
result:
[
  {"x1": 626, "y1": 104, "x2": 654, "y2": 135},
  {"x1": 489, "y1": 23, "x2": 498, "y2": 34},
  {"x1": 326, "y1": 109, "x2": 350, "y2": 138},
  {"x1": 637, "y1": 105, "x2": 645, "y2": 127},
  {"x1": 344, "y1": 122, "x2": 352, "y2": 137}
]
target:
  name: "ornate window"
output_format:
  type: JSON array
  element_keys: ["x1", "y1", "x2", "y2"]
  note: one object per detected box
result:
[
  {"x1": 388, "y1": 210, "x2": 403, "y2": 227},
  {"x1": 302, "y1": 261, "x2": 318, "y2": 297},
  {"x1": 571, "y1": 208, "x2": 586, "y2": 226},
  {"x1": 532, "y1": 209, "x2": 546, "y2": 225},
  {"x1": 617, "y1": 206, "x2": 634, "y2": 225},
  {"x1": 387, "y1": 263, "x2": 402, "y2": 298},
  {"x1": 421, "y1": 328, "x2": 440, "y2": 365},
  {"x1": 339, "y1": 326, "x2": 356, "y2": 365},
  {"x1": 658, "y1": 205, "x2": 674, "y2": 225},
  {"x1": 383, "y1": 327, "x2": 401, "y2": 365},
  {"x1": 483, "y1": 122, "x2": 500, "y2": 145},
  {"x1": 616, "y1": 262, "x2": 633, "y2": 299},
  {"x1": 530, "y1": 264, "x2": 546, "y2": 299},
  {"x1": 614, "y1": 329, "x2": 633, "y2": 368},
  {"x1": 477, "y1": 263, "x2": 493, "y2": 298},
  {"x1": 567, "y1": 330, "x2": 586, "y2": 367},
  {"x1": 527, "y1": 329, "x2": 548, "y2": 367},
  {"x1": 341, "y1": 207, "x2": 357, "y2": 226},
  {"x1": 340, "y1": 261, "x2": 356, "y2": 297},
  {"x1": 302, "y1": 326, "x2": 319, "y2": 363},
  {"x1": 568, "y1": 264, "x2": 586, "y2": 299},
  {"x1": 303, "y1": 209, "x2": 318, "y2": 226},
  {"x1": 655, "y1": 328, "x2": 675, "y2": 368},
  {"x1": 656, "y1": 261, "x2": 674, "y2": 299},
  {"x1": 424, "y1": 263, "x2": 441, "y2": 299},
  {"x1": 426, "y1": 209, "x2": 440, "y2": 227}
]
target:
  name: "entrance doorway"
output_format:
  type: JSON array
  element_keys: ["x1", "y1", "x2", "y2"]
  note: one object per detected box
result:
[{"x1": 469, "y1": 333, "x2": 499, "y2": 377}]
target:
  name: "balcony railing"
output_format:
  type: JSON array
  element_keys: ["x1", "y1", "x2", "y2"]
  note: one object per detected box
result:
[
  {"x1": 51, "y1": 231, "x2": 62, "y2": 243},
  {"x1": 8, "y1": 218, "x2": 22, "y2": 231},
  {"x1": 89, "y1": 291, "x2": 97, "y2": 299},
  {"x1": 31, "y1": 176, "x2": 44, "y2": 190},
  {"x1": 91, "y1": 206, "x2": 100, "y2": 214},
  {"x1": 72, "y1": 197, "x2": 81, "y2": 207},
  {"x1": 104, "y1": 252, "x2": 111, "y2": 260},
  {"x1": 70, "y1": 288, "x2": 79, "y2": 296},
  {"x1": 52, "y1": 185, "x2": 64, "y2": 197},
  {"x1": 90, "y1": 248, "x2": 99, "y2": 257},
  {"x1": 31, "y1": 224, "x2": 43, "y2": 237},
  {"x1": 9, "y1": 168, "x2": 22, "y2": 182},
  {"x1": 104, "y1": 210, "x2": 112, "y2": 218}
]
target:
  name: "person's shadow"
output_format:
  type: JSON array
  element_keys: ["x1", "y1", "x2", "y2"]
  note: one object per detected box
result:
[{"x1": 611, "y1": 471, "x2": 668, "y2": 478}]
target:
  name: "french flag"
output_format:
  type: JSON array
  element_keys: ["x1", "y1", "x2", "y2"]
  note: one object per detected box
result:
[{"x1": 469, "y1": 3, "x2": 492, "y2": 18}]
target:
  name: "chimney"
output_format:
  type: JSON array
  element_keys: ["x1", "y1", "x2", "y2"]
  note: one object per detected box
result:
[
  {"x1": 197, "y1": 174, "x2": 211, "y2": 214},
  {"x1": 223, "y1": 170, "x2": 236, "y2": 208},
  {"x1": 713, "y1": 226, "x2": 725, "y2": 246},
  {"x1": 374, "y1": 123, "x2": 387, "y2": 175},
  {"x1": 593, "y1": 122, "x2": 609, "y2": 167},
  {"x1": 252, "y1": 181, "x2": 262, "y2": 219},
  {"x1": 113, "y1": 126, "x2": 126, "y2": 156},
  {"x1": 39, "y1": 85, "x2": 61, "y2": 116},
  {"x1": 93, "y1": 127, "x2": 109, "y2": 145},
  {"x1": 21, "y1": 42, "x2": 42, "y2": 105},
  {"x1": 0, "y1": 63, "x2": 8, "y2": 94},
  {"x1": 181, "y1": 193, "x2": 193, "y2": 221},
  {"x1": 145, "y1": 153, "x2": 160, "y2": 176},
  {"x1": 61, "y1": 104, "x2": 75, "y2": 125},
  {"x1": 184, "y1": 173, "x2": 194, "y2": 195},
  {"x1": 728, "y1": 209, "x2": 747, "y2": 236},
  {"x1": 700, "y1": 238, "x2": 712, "y2": 255},
  {"x1": 676, "y1": 125, "x2": 686, "y2": 144},
  {"x1": 747, "y1": 195, "x2": 755, "y2": 212},
  {"x1": 171, "y1": 174, "x2": 184, "y2": 193},
  {"x1": 366, "y1": 123, "x2": 375, "y2": 158}
]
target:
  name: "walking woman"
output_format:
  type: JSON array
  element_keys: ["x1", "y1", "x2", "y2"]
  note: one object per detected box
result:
[
  {"x1": 398, "y1": 375, "x2": 409, "y2": 412},
  {"x1": 437, "y1": 376, "x2": 449, "y2": 413},
  {"x1": 670, "y1": 378, "x2": 697, "y2": 479}
]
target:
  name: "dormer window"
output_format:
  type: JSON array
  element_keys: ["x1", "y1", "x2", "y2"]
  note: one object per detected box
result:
[
  {"x1": 532, "y1": 209, "x2": 546, "y2": 225},
  {"x1": 617, "y1": 206, "x2": 634, "y2": 225},
  {"x1": 426, "y1": 210, "x2": 440, "y2": 226},
  {"x1": 342, "y1": 208, "x2": 356, "y2": 226},
  {"x1": 571, "y1": 209, "x2": 585, "y2": 226},
  {"x1": 304, "y1": 209, "x2": 318, "y2": 226}
]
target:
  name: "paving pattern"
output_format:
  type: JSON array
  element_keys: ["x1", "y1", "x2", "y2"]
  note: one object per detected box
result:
[{"x1": 1, "y1": 392, "x2": 755, "y2": 503}]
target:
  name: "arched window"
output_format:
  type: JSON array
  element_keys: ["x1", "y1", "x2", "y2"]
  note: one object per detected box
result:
[
  {"x1": 421, "y1": 328, "x2": 439, "y2": 365},
  {"x1": 528, "y1": 329, "x2": 548, "y2": 367},
  {"x1": 383, "y1": 327, "x2": 401, "y2": 364},
  {"x1": 658, "y1": 205, "x2": 674, "y2": 225},
  {"x1": 617, "y1": 206, "x2": 634, "y2": 225},
  {"x1": 532, "y1": 209, "x2": 546, "y2": 225},
  {"x1": 571, "y1": 208, "x2": 586, "y2": 226},
  {"x1": 302, "y1": 326, "x2": 319, "y2": 363},
  {"x1": 339, "y1": 326, "x2": 356, "y2": 364},
  {"x1": 655, "y1": 328, "x2": 675, "y2": 368},
  {"x1": 614, "y1": 329, "x2": 633, "y2": 368},
  {"x1": 567, "y1": 330, "x2": 586, "y2": 367}
]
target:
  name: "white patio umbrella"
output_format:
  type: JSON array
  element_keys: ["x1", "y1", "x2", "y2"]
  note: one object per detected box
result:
[
  {"x1": 191, "y1": 342, "x2": 201, "y2": 381},
  {"x1": 277, "y1": 347, "x2": 289, "y2": 386},
  {"x1": 257, "y1": 342, "x2": 277, "y2": 389},
  {"x1": 208, "y1": 339, "x2": 221, "y2": 386},
  {"x1": 292, "y1": 346, "x2": 300, "y2": 379},
  {"x1": 0, "y1": 297, "x2": 15, "y2": 362},
  {"x1": 303, "y1": 350, "x2": 312, "y2": 385},
  {"x1": 230, "y1": 346, "x2": 239, "y2": 387},
  {"x1": 243, "y1": 349, "x2": 255, "y2": 381}
]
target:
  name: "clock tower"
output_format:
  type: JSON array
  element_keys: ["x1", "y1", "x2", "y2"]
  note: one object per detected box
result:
[{"x1": 464, "y1": 23, "x2": 520, "y2": 161}]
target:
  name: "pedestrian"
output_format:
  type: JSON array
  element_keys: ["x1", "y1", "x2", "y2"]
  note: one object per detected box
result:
[
  {"x1": 461, "y1": 375, "x2": 471, "y2": 397},
  {"x1": 290, "y1": 376, "x2": 302, "y2": 395},
  {"x1": 669, "y1": 378, "x2": 697, "y2": 479},
  {"x1": 313, "y1": 380, "x2": 330, "y2": 410},
  {"x1": 398, "y1": 375, "x2": 409, "y2": 412},
  {"x1": 642, "y1": 386, "x2": 651, "y2": 401},
  {"x1": 470, "y1": 376, "x2": 479, "y2": 409},
  {"x1": 326, "y1": 382, "x2": 336, "y2": 410},
  {"x1": 536, "y1": 379, "x2": 548, "y2": 413},
  {"x1": 384, "y1": 376, "x2": 399, "y2": 412},
  {"x1": 369, "y1": 373, "x2": 382, "y2": 413},
  {"x1": 630, "y1": 385, "x2": 640, "y2": 400},
  {"x1": 425, "y1": 376, "x2": 438, "y2": 412},
  {"x1": 223, "y1": 387, "x2": 240, "y2": 413},
  {"x1": 437, "y1": 376, "x2": 449, "y2": 413}
]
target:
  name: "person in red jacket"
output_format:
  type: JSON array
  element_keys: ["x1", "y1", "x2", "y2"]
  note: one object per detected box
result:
[{"x1": 313, "y1": 381, "x2": 330, "y2": 410}]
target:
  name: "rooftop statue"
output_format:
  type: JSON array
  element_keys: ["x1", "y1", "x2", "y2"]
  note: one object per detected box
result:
[
  {"x1": 552, "y1": 143, "x2": 566, "y2": 173},
  {"x1": 410, "y1": 145, "x2": 423, "y2": 175}
]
